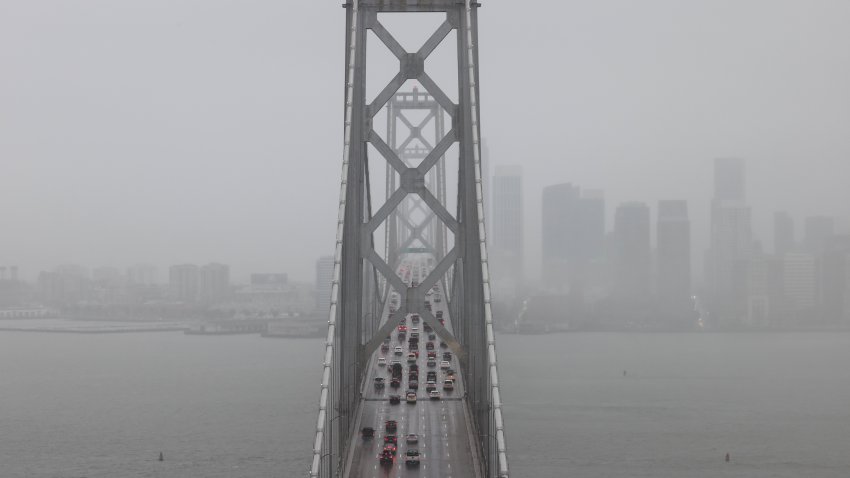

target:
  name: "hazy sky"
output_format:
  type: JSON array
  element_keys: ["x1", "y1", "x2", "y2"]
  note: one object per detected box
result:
[{"x1": 2, "y1": 1, "x2": 849, "y2": 282}]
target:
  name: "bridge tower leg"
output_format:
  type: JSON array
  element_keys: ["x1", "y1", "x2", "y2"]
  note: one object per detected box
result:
[{"x1": 311, "y1": 2, "x2": 509, "y2": 477}]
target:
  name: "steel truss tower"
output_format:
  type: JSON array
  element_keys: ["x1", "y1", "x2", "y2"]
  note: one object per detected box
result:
[{"x1": 311, "y1": 1, "x2": 509, "y2": 477}]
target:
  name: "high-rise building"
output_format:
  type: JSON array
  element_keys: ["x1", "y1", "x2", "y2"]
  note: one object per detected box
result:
[
  {"x1": 315, "y1": 256, "x2": 335, "y2": 318},
  {"x1": 781, "y1": 252, "x2": 816, "y2": 313},
  {"x1": 579, "y1": 190, "x2": 605, "y2": 262},
  {"x1": 169, "y1": 264, "x2": 199, "y2": 302},
  {"x1": 708, "y1": 158, "x2": 752, "y2": 324},
  {"x1": 820, "y1": 235, "x2": 850, "y2": 324},
  {"x1": 127, "y1": 264, "x2": 157, "y2": 285},
  {"x1": 657, "y1": 200, "x2": 691, "y2": 303},
  {"x1": 491, "y1": 165, "x2": 523, "y2": 294},
  {"x1": 540, "y1": 184, "x2": 605, "y2": 291},
  {"x1": 541, "y1": 183, "x2": 580, "y2": 288},
  {"x1": 199, "y1": 263, "x2": 230, "y2": 304},
  {"x1": 803, "y1": 215, "x2": 834, "y2": 255},
  {"x1": 773, "y1": 211, "x2": 795, "y2": 255},
  {"x1": 613, "y1": 202, "x2": 651, "y2": 299},
  {"x1": 713, "y1": 157, "x2": 745, "y2": 201}
]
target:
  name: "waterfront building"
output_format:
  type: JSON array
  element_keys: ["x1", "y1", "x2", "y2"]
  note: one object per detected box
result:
[
  {"x1": 657, "y1": 200, "x2": 691, "y2": 303},
  {"x1": 613, "y1": 202, "x2": 651, "y2": 299}
]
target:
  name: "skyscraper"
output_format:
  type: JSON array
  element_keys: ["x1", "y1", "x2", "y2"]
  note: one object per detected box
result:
[
  {"x1": 714, "y1": 157, "x2": 745, "y2": 201},
  {"x1": 315, "y1": 256, "x2": 335, "y2": 319},
  {"x1": 613, "y1": 202, "x2": 651, "y2": 299},
  {"x1": 169, "y1": 264, "x2": 199, "y2": 302},
  {"x1": 540, "y1": 184, "x2": 604, "y2": 291},
  {"x1": 803, "y1": 215, "x2": 834, "y2": 255},
  {"x1": 773, "y1": 211, "x2": 795, "y2": 255},
  {"x1": 541, "y1": 183, "x2": 580, "y2": 288},
  {"x1": 708, "y1": 158, "x2": 752, "y2": 324},
  {"x1": 199, "y1": 263, "x2": 230, "y2": 304},
  {"x1": 657, "y1": 200, "x2": 691, "y2": 303},
  {"x1": 491, "y1": 165, "x2": 523, "y2": 290}
]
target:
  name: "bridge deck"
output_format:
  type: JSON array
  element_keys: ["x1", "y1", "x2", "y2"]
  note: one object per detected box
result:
[{"x1": 344, "y1": 254, "x2": 480, "y2": 478}]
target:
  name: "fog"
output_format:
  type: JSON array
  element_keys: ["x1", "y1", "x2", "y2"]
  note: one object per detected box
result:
[
  {"x1": 3, "y1": 1, "x2": 848, "y2": 283},
  {"x1": 3, "y1": 2, "x2": 850, "y2": 477}
]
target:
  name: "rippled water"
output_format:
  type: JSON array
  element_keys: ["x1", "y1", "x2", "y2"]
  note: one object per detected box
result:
[{"x1": 2, "y1": 331, "x2": 849, "y2": 477}]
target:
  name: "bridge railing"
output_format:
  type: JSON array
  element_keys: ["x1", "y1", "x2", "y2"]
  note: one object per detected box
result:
[{"x1": 462, "y1": 1, "x2": 509, "y2": 475}]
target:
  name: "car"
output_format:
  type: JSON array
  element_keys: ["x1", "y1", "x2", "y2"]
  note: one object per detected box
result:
[
  {"x1": 427, "y1": 359, "x2": 436, "y2": 367},
  {"x1": 440, "y1": 341, "x2": 448, "y2": 348},
  {"x1": 436, "y1": 310, "x2": 443, "y2": 319},
  {"x1": 362, "y1": 426, "x2": 375, "y2": 438},
  {"x1": 428, "y1": 333, "x2": 436, "y2": 341},
  {"x1": 426, "y1": 371, "x2": 437, "y2": 381},
  {"x1": 429, "y1": 390, "x2": 441, "y2": 400},
  {"x1": 434, "y1": 295, "x2": 441, "y2": 303},
  {"x1": 398, "y1": 325, "x2": 407, "y2": 333},
  {"x1": 389, "y1": 394, "x2": 400, "y2": 404},
  {"x1": 384, "y1": 434, "x2": 398, "y2": 445},
  {"x1": 406, "y1": 433, "x2": 419, "y2": 444},
  {"x1": 374, "y1": 377, "x2": 385, "y2": 389},
  {"x1": 378, "y1": 357, "x2": 387, "y2": 366},
  {"x1": 379, "y1": 449, "x2": 394, "y2": 465},
  {"x1": 409, "y1": 363, "x2": 419, "y2": 372},
  {"x1": 383, "y1": 442, "x2": 397, "y2": 455},
  {"x1": 406, "y1": 391, "x2": 417, "y2": 403},
  {"x1": 446, "y1": 369, "x2": 456, "y2": 380},
  {"x1": 443, "y1": 379, "x2": 454, "y2": 390},
  {"x1": 394, "y1": 346, "x2": 403, "y2": 355},
  {"x1": 385, "y1": 420, "x2": 397, "y2": 433},
  {"x1": 412, "y1": 315, "x2": 420, "y2": 324},
  {"x1": 407, "y1": 353, "x2": 416, "y2": 363},
  {"x1": 405, "y1": 449, "x2": 420, "y2": 466},
  {"x1": 380, "y1": 344, "x2": 389, "y2": 353},
  {"x1": 426, "y1": 380, "x2": 437, "y2": 392},
  {"x1": 425, "y1": 341, "x2": 434, "y2": 350},
  {"x1": 410, "y1": 332, "x2": 419, "y2": 340},
  {"x1": 390, "y1": 377, "x2": 401, "y2": 388},
  {"x1": 440, "y1": 360, "x2": 450, "y2": 369},
  {"x1": 442, "y1": 351, "x2": 452, "y2": 360}
]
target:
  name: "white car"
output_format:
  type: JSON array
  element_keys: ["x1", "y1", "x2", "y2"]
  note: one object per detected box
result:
[
  {"x1": 429, "y1": 390, "x2": 441, "y2": 400},
  {"x1": 406, "y1": 433, "x2": 419, "y2": 444},
  {"x1": 406, "y1": 391, "x2": 417, "y2": 403},
  {"x1": 377, "y1": 357, "x2": 387, "y2": 367},
  {"x1": 440, "y1": 360, "x2": 450, "y2": 369},
  {"x1": 407, "y1": 353, "x2": 417, "y2": 363},
  {"x1": 394, "y1": 346, "x2": 403, "y2": 355}
]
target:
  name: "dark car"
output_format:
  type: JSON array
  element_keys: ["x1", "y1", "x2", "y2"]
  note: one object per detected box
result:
[
  {"x1": 443, "y1": 351, "x2": 452, "y2": 361},
  {"x1": 390, "y1": 377, "x2": 401, "y2": 388},
  {"x1": 374, "y1": 377, "x2": 385, "y2": 389},
  {"x1": 388, "y1": 394, "x2": 400, "y2": 404},
  {"x1": 362, "y1": 426, "x2": 375, "y2": 439},
  {"x1": 385, "y1": 420, "x2": 397, "y2": 433}
]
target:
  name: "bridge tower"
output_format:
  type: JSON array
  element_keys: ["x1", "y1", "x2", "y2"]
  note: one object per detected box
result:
[{"x1": 311, "y1": 1, "x2": 508, "y2": 476}]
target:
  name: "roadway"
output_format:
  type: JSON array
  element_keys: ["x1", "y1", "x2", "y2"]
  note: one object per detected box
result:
[{"x1": 344, "y1": 254, "x2": 478, "y2": 478}]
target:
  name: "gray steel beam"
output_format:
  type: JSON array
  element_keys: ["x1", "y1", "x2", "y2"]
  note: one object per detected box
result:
[{"x1": 312, "y1": 2, "x2": 509, "y2": 477}]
